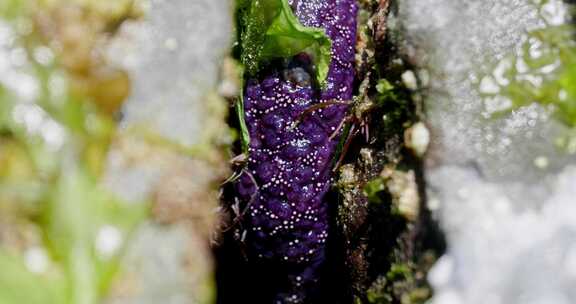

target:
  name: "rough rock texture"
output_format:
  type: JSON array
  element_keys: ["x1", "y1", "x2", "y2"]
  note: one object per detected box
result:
[
  {"x1": 332, "y1": 1, "x2": 444, "y2": 303},
  {"x1": 399, "y1": 0, "x2": 576, "y2": 303},
  {"x1": 235, "y1": 0, "x2": 357, "y2": 302}
]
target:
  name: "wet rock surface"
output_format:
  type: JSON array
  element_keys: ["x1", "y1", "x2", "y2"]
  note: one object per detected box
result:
[{"x1": 399, "y1": 0, "x2": 576, "y2": 303}]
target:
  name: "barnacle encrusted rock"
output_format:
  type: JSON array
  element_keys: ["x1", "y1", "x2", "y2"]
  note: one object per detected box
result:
[{"x1": 236, "y1": 0, "x2": 358, "y2": 302}]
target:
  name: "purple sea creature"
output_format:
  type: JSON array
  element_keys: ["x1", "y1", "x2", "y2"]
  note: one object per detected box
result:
[{"x1": 236, "y1": 0, "x2": 357, "y2": 302}]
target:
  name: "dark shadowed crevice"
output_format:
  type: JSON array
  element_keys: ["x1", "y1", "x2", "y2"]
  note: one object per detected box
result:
[{"x1": 214, "y1": 1, "x2": 446, "y2": 303}]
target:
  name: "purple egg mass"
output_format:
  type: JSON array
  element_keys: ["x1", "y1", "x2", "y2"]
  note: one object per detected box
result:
[{"x1": 236, "y1": 0, "x2": 357, "y2": 302}]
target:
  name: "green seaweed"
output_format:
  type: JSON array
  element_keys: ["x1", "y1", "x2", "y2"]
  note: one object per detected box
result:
[
  {"x1": 236, "y1": 80, "x2": 251, "y2": 154},
  {"x1": 364, "y1": 178, "x2": 386, "y2": 204},
  {"x1": 481, "y1": 4, "x2": 576, "y2": 130},
  {"x1": 234, "y1": 0, "x2": 334, "y2": 154},
  {"x1": 236, "y1": 0, "x2": 332, "y2": 86}
]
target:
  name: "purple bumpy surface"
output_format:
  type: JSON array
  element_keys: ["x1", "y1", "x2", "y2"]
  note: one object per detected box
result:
[{"x1": 236, "y1": 0, "x2": 357, "y2": 302}]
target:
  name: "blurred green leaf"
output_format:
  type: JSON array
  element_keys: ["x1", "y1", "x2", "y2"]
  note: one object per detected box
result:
[
  {"x1": 0, "y1": 251, "x2": 65, "y2": 304},
  {"x1": 43, "y1": 164, "x2": 147, "y2": 304},
  {"x1": 0, "y1": 0, "x2": 27, "y2": 20},
  {"x1": 0, "y1": 4, "x2": 147, "y2": 303}
]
